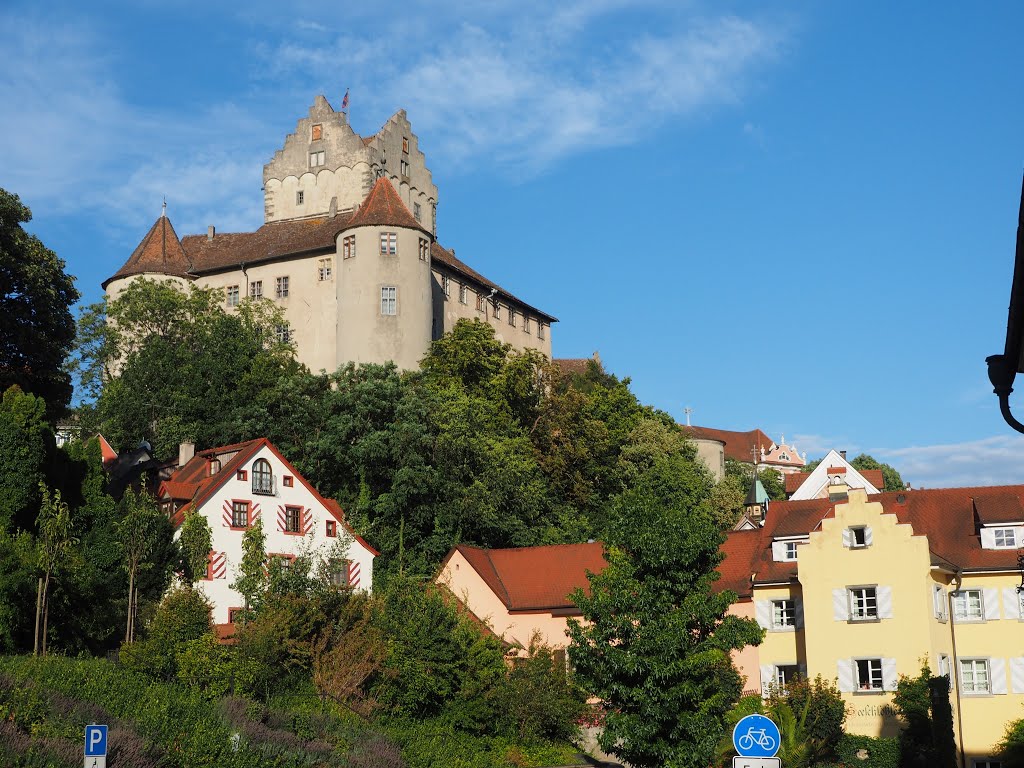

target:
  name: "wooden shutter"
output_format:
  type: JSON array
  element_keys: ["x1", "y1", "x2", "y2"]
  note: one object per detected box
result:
[
  {"x1": 991, "y1": 658, "x2": 1008, "y2": 695},
  {"x1": 841, "y1": 528, "x2": 853, "y2": 548},
  {"x1": 833, "y1": 588, "x2": 849, "y2": 621},
  {"x1": 771, "y1": 541, "x2": 788, "y2": 561},
  {"x1": 837, "y1": 659, "x2": 855, "y2": 692},
  {"x1": 863, "y1": 526, "x2": 874, "y2": 546},
  {"x1": 1003, "y1": 588, "x2": 1022, "y2": 620},
  {"x1": 877, "y1": 586, "x2": 894, "y2": 619},
  {"x1": 882, "y1": 658, "x2": 898, "y2": 691},
  {"x1": 759, "y1": 665, "x2": 774, "y2": 698},
  {"x1": 755, "y1": 600, "x2": 772, "y2": 630},
  {"x1": 1011, "y1": 658, "x2": 1024, "y2": 694},
  {"x1": 983, "y1": 588, "x2": 1001, "y2": 621}
]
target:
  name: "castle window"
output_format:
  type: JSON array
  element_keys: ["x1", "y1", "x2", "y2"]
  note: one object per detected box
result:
[
  {"x1": 442, "y1": 275, "x2": 451, "y2": 298},
  {"x1": 493, "y1": 303, "x2": 500, "y2": 320},
  {"x1": 311, "y1": 123, "x2": 322, "y2": 141},
  {"x1": 380, "y1": 232, "x2": 397, "y2": 255},
  {"x1": 309, "y1": 150, "x2": 325, "y2": 167},
  {"x1": 418, "y1": 238, "x2": 429, "y2": 261},
  {"x1": 508, "y1": 309, "x2": 516, "y2": 327},
  {"x1": 400, "y1": 159, "x2": 410, "y2": 177},
  {"x1": 381, "y1": 286, "x2": 397, "y2": 316},
  {"x1": 275, "y1": 276, "x2": 289, "y2": 299},
  {"x1": 343, "y1": 236, "x2": 356, "y2": 260},
  {"x1": 249, "y1": 280, "x2": 263, "y2": 299},
  {"x1": 296, "y1": 191, "x2": 304, "y2": 205},
  {"x1": 524, "y1": 316, "x2": 531, "y2": 334},
  {"x1": 414, "y1": 202, "x2": 422, "y2": 221},
  {"x1": 318, "y1": 258, "x2": 333, "y2": 280},
  {"x1": 459, "y1": 284, "x2": 467, "y2": 304},
  {"x1": 538, "y1": 323, "x2": 546, "y2": 340},
  {"x1": 402, "y1": 136, "x2": 409, "y2": 153},
  {"x1": 275, "y1": 324, "x2": 291, "y2": 344},
  {"x1": 226, "y1": 285, "x2": 239, "y2": 307},
  {"x1": 476, "y1": 293, "x2": 484, "y2": 312}
]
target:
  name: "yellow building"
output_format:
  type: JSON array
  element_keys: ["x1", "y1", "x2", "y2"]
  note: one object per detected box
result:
[{"x1": 720, "y1": 483, "x2": 1024, "y2": 765}]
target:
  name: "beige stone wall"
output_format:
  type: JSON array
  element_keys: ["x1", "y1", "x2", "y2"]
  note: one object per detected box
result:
[
  {"x1": 336, "y1": 225, "x2": 433, "y2": 371},
  {"x1": 691, "y1": 438, "x2": 726, "y2": 482},
  {"x1": 369, "y1": 111, "x2": 438, "y2": 235}
]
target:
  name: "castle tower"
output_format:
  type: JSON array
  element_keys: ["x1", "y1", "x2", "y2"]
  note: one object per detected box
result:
[
  {"x1": 263, "y1": 96, "x2": 438, "y2": 234},
  {"x1": 102, "y1": 208, "x2": 194, "y2": 301},
  {"x1": 336, "y1": 177, "x2": 434, "y2": 369}
]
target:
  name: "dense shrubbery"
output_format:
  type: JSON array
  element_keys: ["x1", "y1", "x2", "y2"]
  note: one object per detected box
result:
[{"x1": 834, "y1": 733, "x2": 900, "y2": 768}]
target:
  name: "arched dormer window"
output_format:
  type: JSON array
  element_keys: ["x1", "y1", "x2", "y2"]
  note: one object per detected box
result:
[{"x1": 252, "y1": 458, "x2": 274, "y2": 495}]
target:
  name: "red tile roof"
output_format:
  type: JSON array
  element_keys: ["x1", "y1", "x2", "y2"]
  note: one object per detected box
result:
[
  {"x1": 103, "y1": 215, "x2": 193, "y2": 288},
  {"x1": 346, "y1": 177, "x2": 429, "y2": 234},
  {"x1": 684, "y1": 427, "x2": 775, "y2": 463},
  {"x1": 973, "y1": 493, "x2": 1024, "y2": 524},
  {"x1": 719, "y1": 485, "x2": 1024, "y2": 592},
  {"x1": 553, "y1": 356, "x2": 602, "y2": 376},
  {"x1": 785, "y1": 473, "x2": 809, "y2": 494},
  {"x1": 453, "y1": 542, "x2": 607, "y2": 611}
]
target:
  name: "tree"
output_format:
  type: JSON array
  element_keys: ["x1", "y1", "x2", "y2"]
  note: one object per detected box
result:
[
  {"x1": 850, "y1": 453, "x2": 906, "y2": 491},
  {"x1": 33, "y1": 483, "x2": 77, "y2": 656},
  {"x1": 567, "y1": 457, "x2": 764, "y2": 768},
  {"x1": 230, "y1": 517, "x2": 267, "y2": 621},
  {"x1": 178, "y1": 509, "x2": 212, "y2": 584},
  {"x1": 892, "y1": 665, "x2": 956, "y2": 768},
  {"x1": 997, "y1": 717, "x2": 1024, "y2": 768},
  {"x1": 0, "y1": 188, "x2": 80, "y2": 421},
  {"x1": 0, "y1": 386, "x2": 51, "y2": 531},
  {"x1": 116, "y1": 488, "x2": 164, "y2": 643}
]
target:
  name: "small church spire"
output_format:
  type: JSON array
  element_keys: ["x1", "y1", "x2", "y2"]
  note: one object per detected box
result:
[{"x1": 161, "y1": 197, "x2": 167, "y2": 218}]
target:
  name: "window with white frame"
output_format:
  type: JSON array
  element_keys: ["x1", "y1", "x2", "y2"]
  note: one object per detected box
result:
[
  {"x1": 249, "y1": 280, "x2": 263, "y2": 299},
  {"x1": 952, "y1": 589, "x2": 984, "y2": 622},
  {"x1": 938, "y1": 654, "x2": 950, "y2": 678},
  {"x1": 493, "y1": 303, "x2": 501, "y2": 320},
  {"x1": 318, "y1": 258, "x2": 333, "y2": 280},
  {"x1": 275, "y1": 324, "x2": 291, "y2": 344},
  {"x1": 400, "y1": 158, "x2": 410, "y2": 176},
  {"x1": 849, "y1": 587, "x2": 878, "y2": 620},
  {"x1": 381, "y1": 286, "x2": 397, "y2": 316},
  {"x1": 993, "y1": 528, "x2": 1018, "y2": 548},
  {"x1": 538, "y1": 323, "x2": 546, "y2": 340},
  {"x1": 959, "y1": 658, "x2": 991, "y2": 694},
  {"x1": 784, "y1": 541, "x2": 800, "y2": 561},
  {"x1": 343, "y1": 236, "x2": 356, "y2": 260},
  {"x1": 226, "y1": 285, "x2": 239, "y2": 307},
  {"x1": 418, "y1": 238, "x2": 429, "y2": 261},
  {"x1": 775, "y1": 664, "x2": 800, "y2": 688},
  {"x1": 380, "y1": 232, "x2": 397, "y2": 255},
  {"x1": 856, "y1": 658, "x2": 884, "y2": 691},
  {"x1": 850, "y1": 526, "x2": 868, "y2": 548},
  {"x1": 459, "y1": 284, "x2": 467, "y2": 304},
  {"x1": 442, "y1": 275, "x2": 450, "y2": 297},
  {"x1": 772, "y1": 599, "x2": 796, "y2": 629},
  {"x1": 524, "y1": 316, "x2": 531, "y2": 333},
  {"x1": 933, "y1": 584, "x2": 948, "y2": 620},
  {"x1": 275, "y1": 276, "x2": 289, "y2": 299},
  {"x1": 296, "y1": 190, "x2": 304, "y2": 205},
  {"x1": 309, "y1": 150, "x2": 325, "y2": 167},
  {"x1": 508, "y1": 309, "x2": 516, "y2": 327},
  {"x1": 251, "y1": 458, "x2": 274, "y2": 495}
]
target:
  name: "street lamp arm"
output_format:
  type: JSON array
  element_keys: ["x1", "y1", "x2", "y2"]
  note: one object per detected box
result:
[{"x1": 987, "y1": 354, "x2": 1024, "y2": 434}]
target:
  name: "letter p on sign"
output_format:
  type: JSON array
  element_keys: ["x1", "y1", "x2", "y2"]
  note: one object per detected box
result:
[{"x1": 84, "y1": 724, "x2": 107, "y2": 768}]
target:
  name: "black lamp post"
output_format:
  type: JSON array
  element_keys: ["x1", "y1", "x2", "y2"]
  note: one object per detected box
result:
[{"x1": 988, "y1": 174, "x2": 1024, "y2": 433}]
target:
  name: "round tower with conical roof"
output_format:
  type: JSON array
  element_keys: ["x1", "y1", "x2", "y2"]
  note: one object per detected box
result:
[
  {"x1": 102, "y1": 208, "x2": 194, "y2": 302},
  {"x1": 336, "y1": 177, "x2": 433, "y2": 369}
]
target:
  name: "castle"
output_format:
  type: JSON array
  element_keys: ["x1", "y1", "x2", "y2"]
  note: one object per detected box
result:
[{"x1": 104, "y1": 96, "x2": 556, "y2": 372}]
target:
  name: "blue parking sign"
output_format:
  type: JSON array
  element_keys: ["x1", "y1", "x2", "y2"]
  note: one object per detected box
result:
[
  {"x1": 732, "y1": 714, "x2": 780, "y2": 758},
  {"x1": 85, "y1": 724, "x2": 107, "y2": 756}
]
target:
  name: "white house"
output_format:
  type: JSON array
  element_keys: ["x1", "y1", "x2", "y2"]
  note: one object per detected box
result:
[
  {"x1": 158, "y1": 438, "x2": 377, "y2": 628},
  {"x1": 785, "y1": 449, "x2": 883, "y2": 500}
]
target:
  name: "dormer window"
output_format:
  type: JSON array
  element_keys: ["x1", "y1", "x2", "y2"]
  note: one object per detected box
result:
[
  {"x1": 252, "y1": 458, "x2": 274, "y2": 495},
  {"x1": 209, "y1": 459, "x2": 221, "y2": 476},
  {"x1": 993, "y1": 527, "x2": 1018, "y2": 548}
]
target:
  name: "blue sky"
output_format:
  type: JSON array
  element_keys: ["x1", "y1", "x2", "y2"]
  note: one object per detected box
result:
[{"x1": 3, "y1": 1, "x2": 1023, "y2": 488}]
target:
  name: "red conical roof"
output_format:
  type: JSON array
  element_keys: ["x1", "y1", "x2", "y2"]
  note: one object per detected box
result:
[
  {"x1": 102, "y1": 214, "x2": 193, "y2": 288},
  {"x1": 345, "y1": 176, "x2": 429, "y2": 234}
]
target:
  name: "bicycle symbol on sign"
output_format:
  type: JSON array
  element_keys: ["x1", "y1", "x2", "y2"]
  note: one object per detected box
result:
[{"x1": 737, "y1": 727, "x2": 776, "y2": 752}]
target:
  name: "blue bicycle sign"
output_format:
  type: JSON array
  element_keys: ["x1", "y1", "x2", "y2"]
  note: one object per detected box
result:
[{"x1": 733, "y1": 714, "x2": 780, "y2": 758}]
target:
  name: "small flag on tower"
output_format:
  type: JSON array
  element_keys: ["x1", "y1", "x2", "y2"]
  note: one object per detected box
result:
[{"x1": 341, "y1": 89, "x2": 349, "y2": 110}]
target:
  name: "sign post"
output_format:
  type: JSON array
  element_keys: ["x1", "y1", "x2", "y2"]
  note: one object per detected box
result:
[
  {"x1": 732, "y1": 713, "x2": 781, "y2": 768},
  {"x1": 84, "y1": 724, "x2": 108, "y2": 768}
]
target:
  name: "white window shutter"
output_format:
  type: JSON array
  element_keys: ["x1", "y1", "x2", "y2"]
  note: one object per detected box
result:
[
  {"x1": 771, "y1": 541, "x2": 787, "y2": 561},
  {"x1": 1003, "y1": 588, "x2": 1022, "y2": 620},
  {"x1": 991, "y1": 658, "x2": 1008, "y2": 695},
  {"x1": 841, "y1": 528, "x2": 853, "y2": 548},
  {"x1": 882, "y1": 658, "x2": 898, "y2": 691},
  {"x1": 795, "y1": 599, "x2": 805, "y2": 629},
  {"x1": 833, "y1": 588, "x2": 849, "y2": 621},
  {"x1": 755, "y1": 600, "x2": 772, "y2": 630},
  {"x1": 877, "y1": 586, "x2": 894, "y2": 619},
  {"x1": 979, "y1": 527, "x2": 997, "y2": 549},
  {"x1": 759, "y1": 665, "x2": 774, "y2": 697},
  {"x1": 864, "y1": 526, "x2": 874, "y2": 546},
  {"x1": 983, "y1": 588, "x2": 1001, "y2": 621},
  {"x1": 1011, "y1": 658, "x2": 1024, "y2": 694},
  {"x1": 837, "y1": 659, "x2": 856, "y2": 692}
]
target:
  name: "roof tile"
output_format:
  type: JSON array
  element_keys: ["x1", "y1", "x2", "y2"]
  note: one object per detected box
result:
[{"x1": 103, "y1": 215, "x2": 193, "y2": 288}]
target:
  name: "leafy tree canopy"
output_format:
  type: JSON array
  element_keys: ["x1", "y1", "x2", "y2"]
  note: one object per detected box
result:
[
  {"x1": 0, "y1": 188, "x2": 80, "y2": 421},
  {"x1": 0, "y1": 385, "x2": 52, "y2": 531}
]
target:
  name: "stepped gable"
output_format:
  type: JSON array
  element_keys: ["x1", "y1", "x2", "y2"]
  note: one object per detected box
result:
[
  {"x1": 430, "y1": 242, "x2": 558, "y2": 322},
  {"x1": 103, "y1": 214, "x2": 193, "y2": 288},
  {"x1": 454, "y1": 542, "x2": 606, "y2": 611},
  {"x1": 344, "y1": 176, "x2": 428, "y2": 234},
  {"x1": 180, "y1": 216, "x2": 350, "y2": 274}
]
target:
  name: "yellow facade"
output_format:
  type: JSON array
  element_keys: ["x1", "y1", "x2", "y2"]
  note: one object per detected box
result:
[{"x1": 744, "y1": 488, "x2": 1024, "y2": 763}]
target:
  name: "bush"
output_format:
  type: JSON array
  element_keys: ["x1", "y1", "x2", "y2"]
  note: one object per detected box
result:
[
  {"x1": 835, "y1": 733, "x2": 900, "y2": 768},
  {"x1": 121, "y1": 583, "x2": 214, "y2": 681},
  {"x1": 997, "y1": 717, "x2": 1024, "y2": 768},
  {"x1": 496, "y1": 636, "x2": 585, "y2": 742}
]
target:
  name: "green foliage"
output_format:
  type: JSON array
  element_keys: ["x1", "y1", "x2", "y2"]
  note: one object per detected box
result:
[
  {"x1": 850, "y1": 454, "x2": 906, "y2": 492},
  {"x1": 0, "y1": 386, "x2": 51, "y2": 531},
  {"x1": 724, "y1": 458, "x2": 785, "y2": 503},
  {"x1": 997, "y1": 716, "x2": 1024, "y2": 768},
  {"x1": 497, "y1": 636, "x2": 585, "y2": 742},
  {"x1": 835, "y1": 733, "x2": 900, "y2": 768},
  {"x1": 179, "y1": 508, "x2": 213, "y2": 585},
  {"x1": 0, "y1": 188, "x2": 80, "y2": 421},
  {"x1": 567, "y1": 457, "x2": 764, "y2": 768},
  {"x1": 892, "y1": 666, "x2": 957, "y2": 768},
  {"x1": 231, "y1": 517, "x2": 267, "y2": 617},
  {"x1": 0, "y1": 530, "x2": 36, "y2": 652},
  {"x1": 121, "y1": 584, "x2": 214, "y2": 681},
  {"x1": 768, "y1": 675, "x2": 845, "y2": 757}
]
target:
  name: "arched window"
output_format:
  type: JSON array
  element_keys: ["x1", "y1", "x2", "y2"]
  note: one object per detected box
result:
[{"x1": 252, "y1": 458, "x2": 274, "y2": 495}]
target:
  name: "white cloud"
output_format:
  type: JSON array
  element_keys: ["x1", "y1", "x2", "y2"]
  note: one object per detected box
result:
[
  {"x1": 875, "y1": 435, "x2": 1024, "y2": 489},
  {"x1": 788, "y1": 433, "x2": 859, "y2": 460}
]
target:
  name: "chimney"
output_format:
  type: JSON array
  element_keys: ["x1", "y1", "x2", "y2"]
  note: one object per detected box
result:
[
  {"x1": 840, "y1": 450, "x2": 847, "y2": 459},
  {"x1": 207, "y1": 225, "x2": 215, "y2": 241},
  {"x1": 178, "y1": 442, "x2": 196, "y2": 468}
]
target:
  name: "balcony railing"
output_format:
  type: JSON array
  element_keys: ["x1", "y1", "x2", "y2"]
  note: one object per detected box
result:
[{"x1": 252, "y1": 475, "x2": 276, "y2": 496}]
